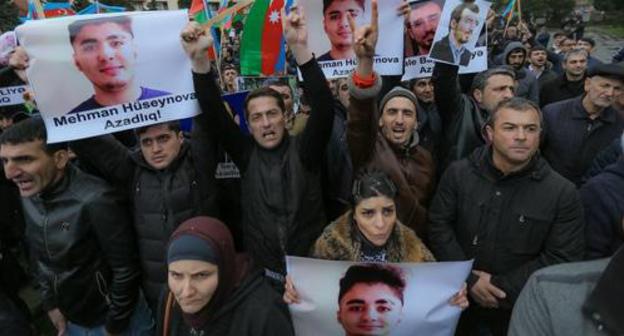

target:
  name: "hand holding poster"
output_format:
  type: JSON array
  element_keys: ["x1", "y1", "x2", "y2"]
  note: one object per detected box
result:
[
  {"x1": 301, "y1": 0, "x2": 404, "y2": 79},
  {"x1": 287, "y1": 256, "x2": 473, "y2": 336},
  {"x1": 15, "y1": 10, "x2": 199, "y2": 143}
]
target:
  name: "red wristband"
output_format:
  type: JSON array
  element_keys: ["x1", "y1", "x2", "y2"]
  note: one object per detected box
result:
[{"x1": 352, "y1": 72, "x2": 376, "y2": 88}]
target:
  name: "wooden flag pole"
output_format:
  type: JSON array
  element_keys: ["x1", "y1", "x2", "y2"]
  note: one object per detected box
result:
[
  {"x1": 167, "y1": 0, "x2": 178, "y2": 10},
  {"x1": 32, "y1": 0, "x2": 46, "y2": 19},
  {"x1": 202, "y1": 0, "x2": 253, "y2": 30}
]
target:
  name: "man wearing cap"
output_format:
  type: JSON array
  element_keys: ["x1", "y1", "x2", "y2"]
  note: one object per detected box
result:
[
  {"x1": 542, "y1": 63, "x2": 624, "y2": 186},
  {"x1": 347, "y1": 4, "x2": 434, "y2": 238}
]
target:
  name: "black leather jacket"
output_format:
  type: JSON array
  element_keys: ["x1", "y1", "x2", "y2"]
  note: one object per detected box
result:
[{"x1": 21, "y1": 165, "x2": 140, "y2": 333}]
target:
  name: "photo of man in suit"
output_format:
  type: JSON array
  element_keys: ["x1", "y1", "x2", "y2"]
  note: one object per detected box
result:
[{"x1": 429, "y1": 1, "x2": 479, "y2": 66}]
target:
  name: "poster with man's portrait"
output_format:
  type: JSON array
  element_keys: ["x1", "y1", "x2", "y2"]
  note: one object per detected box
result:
[
  {"x1": 287, "y1": 256, "x2": 472, "y2": 336},
  {"x1": 427, "y1": 0, "x2": 490, "y2": 67},
  {"x1": 300, "y1": 0, "x2": 404, "y2": 79},
  {"x1": 15, "y1": 10, "x2": 198, "y2": 143}
]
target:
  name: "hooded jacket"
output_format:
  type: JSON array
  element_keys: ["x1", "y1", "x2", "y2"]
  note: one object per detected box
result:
[
  {"x1": 347, "y1": 75, "x2": 435, "y2": 239},
  {"x1": 503, "y1": 42, "x2": 539, "y2": 104},
  {"x1": 581, "y1": 159, "x2": 624, "y2": 259},
  {"x1": 311, "y1": 211, "x2": 435, "y2": 262},
  {"x1": 428, "y1": 146, "x2": 584, "y2": 308},
  {"x1": 71, "y1": 113, "x2": 219, "y2": 310}
]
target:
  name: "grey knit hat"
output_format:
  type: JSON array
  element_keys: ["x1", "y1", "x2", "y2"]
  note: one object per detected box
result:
[{"x1": 378, "y1": 87, "x2": 419, "y2": 112}]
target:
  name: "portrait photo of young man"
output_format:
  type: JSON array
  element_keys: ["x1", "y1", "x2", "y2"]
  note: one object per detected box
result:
[
  {"x1": 67, "y1": 15, "x2": 169, "y2": 114},
  {"x1": 317, "y1": 0, "x2": 366, "y2": 61},
  {"x1": 337, "y1": 263, "x2": 406, "y2": 336}
]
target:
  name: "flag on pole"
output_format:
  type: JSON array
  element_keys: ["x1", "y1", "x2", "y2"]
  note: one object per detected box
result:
[
  {"x1": 240, "y1": 0, "x2": 288, "y2": 76},
  {"x1": 189, "y1": 0, "x2": 220, "y2": 60}
]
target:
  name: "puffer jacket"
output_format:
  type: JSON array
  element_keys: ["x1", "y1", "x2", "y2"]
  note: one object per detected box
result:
[
  {"x1": 347, "y1": 74, "x2": 435, "y2": 239},
  {"x1": 21, "y1": 165, "x2": 140, "y2": 333},
  {"x1": 428, "y1": 146, "x2": 585, "y2": 308},
  {"x1": 71, "y1": 115, "x2": 219, "y2": 310}
]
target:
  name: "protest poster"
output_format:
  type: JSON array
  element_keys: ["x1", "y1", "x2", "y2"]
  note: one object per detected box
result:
[
  {"x1": 300, "y1": 0, "x2": 404, "y2": 79},
  {"x1": 403, "y1": 23, "x2": 487, "y2": 81},
  {"x1": 0, "y1": 85, "x2": 28, "y2": 107},
  {"x1": 15, "y1": 10, "x2": 199, "y2": 143},
  {"x1": 427, "y1": 0, "x2": 490, "y2": 68},
  {"x1": 286, "y1": 256, "x2": 473, "y2": 336}
]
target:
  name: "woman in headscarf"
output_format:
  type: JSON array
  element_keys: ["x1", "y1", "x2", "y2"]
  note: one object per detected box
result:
[
  {"x1": 156, "y1": 216, "x2": 294, "y2": 336},
  {"x1": 284, "y1": 169, "x2": 468, "y2": 307}
]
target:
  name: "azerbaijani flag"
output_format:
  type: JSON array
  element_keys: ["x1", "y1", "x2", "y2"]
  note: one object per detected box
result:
[
  {"x1": 189, "y1": 0, "x2": 220, "y2": 60},
  {"x1": 240, "y1": 0, "x2": 286, "y2": 76}
]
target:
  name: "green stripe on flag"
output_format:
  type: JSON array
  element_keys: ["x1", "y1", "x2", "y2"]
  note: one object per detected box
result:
[
  {"x1": 193, "y1": 10, "x2": 208, "y2": 24},
  {"x1": 240, "y1": 0, "x2": 271, "y2": 75}
]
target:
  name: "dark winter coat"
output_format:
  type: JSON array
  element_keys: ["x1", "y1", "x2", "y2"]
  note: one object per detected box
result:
[
  {"x1": 433, "y1": 62, "x2": 488, "y2": 170},
  {"x1": 539, "y1": 73, "x2": 586, "y2": 107},
  {"x1": 542, "y1": 96, "x2": 624, "y2": 186},
  {"x1": 347, "y1": 74, "x2": 435, "y2": 239},
  {"x1": 193, "y1": 58, "x2": 334, "y2": 275},
  {"x1": 155, "y1": 270, "x2": 294, "y2": 336},
  {"x1": 581, "y1": 159, "x2": 624, "y2": 259},
  {"x1": 428, "y1": 146, "x2": 585, "y2": 308},
  {"x1": 21, "y1": 165, "x2": 141, "y2": 333},
  {"x1": 71, "y1": 113, "x2": 219, "y2": 310}
]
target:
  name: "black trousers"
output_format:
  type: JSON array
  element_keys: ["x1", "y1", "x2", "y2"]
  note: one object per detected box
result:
[{"x1": 455, "y1": 306, "x2": 512, "y2": 336}]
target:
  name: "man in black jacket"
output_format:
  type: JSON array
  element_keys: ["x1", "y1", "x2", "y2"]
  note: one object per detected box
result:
[
  {"x1": 0, "y1": 117, "x2": 144, "y2": 335},
  {"x1": 540, "y1": 48, "x2": 588, "y2": 107},
  {"x1": 181, "y1": 7, "x2": 334, "y2": 283},
  {"x1": 432, "y1": 62, "x2": 515, "y2": 170},
  {"x1": 429, "y1": 98, "x2": 584, "y2": 336}
]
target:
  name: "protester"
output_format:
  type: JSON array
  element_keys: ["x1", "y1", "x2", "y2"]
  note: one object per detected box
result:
[
  {"x1": 346, "y1": 1, "x2": 434, "y2": 237},
  {"x1": 284, "y1": 169, "x2": 468, "y2": 308},
  {"x1": 540, "y1": 48, "x2": 588, "y2": 107},
  {"x1": 0, "y1": 117, "x2": 150, "y2": 335},
  {"x1": 182, "y1": 6, "x2": 335, "y2": 283},
  {"x1": 155, "y1": 216, "x2": 294, "y2": 336},
  {"x1": 428, "y1": 98, "x2": 585, "y2": 336},
  {"x1": 581, "y1": 133, "x2": 624, "y2": 259},
  {"x1": 576, "y1": 37, "x2": 603, "y2": 70},
  {"x1": 408, "y1": 77, "x2": 442, "y2": 155},
  {"x1": 221, "y1": 63, "x2": 238, "y2": 93},
  {"x1": 527, "y1": 44, "x2": 558, "y2": 87},
  {"x1": 509, "y1": 244, "x2": 624, "y2": 336},
  {"x1": 502, "y1": 41, "x2": 539, "y2": 104},
  {"x1": 432, "y1": 62, "x2": 515, "y2": 170},
  {"x1": 542, "y1": 63, "x2": 624, "y2": 186},
  {"x1": 263, "y1": 78, "x2": 296, "y2": 133}
]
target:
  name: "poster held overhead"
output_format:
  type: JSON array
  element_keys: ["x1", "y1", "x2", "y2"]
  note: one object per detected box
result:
[{"x1": 15, "y1": 10, "x2": 199, "y2": 143}]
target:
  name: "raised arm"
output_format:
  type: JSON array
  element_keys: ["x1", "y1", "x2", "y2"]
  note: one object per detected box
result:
[
  {"x1": 346, "y1": 0, "x2": 382, "y2": 172},
  {"x1": 280, "y1": 6, "x2": 334, "y2": 169},
  {"x1": 432, "y1": 62, "x2": 466, "y2": 126},
  {"x1": 70, "y1": 135, "x2": 135, "y2": 187},
  {"x1": 181, "y1": 22, "x2": 252, "y2": 171}
]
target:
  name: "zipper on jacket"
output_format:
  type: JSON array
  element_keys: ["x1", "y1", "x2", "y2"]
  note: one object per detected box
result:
[
  {"x1": 472, "y1": 235, "x2": 479, "y2": 246},
  {"x1": 43, "y1": 216, "x2": 52, "y2": 260}
]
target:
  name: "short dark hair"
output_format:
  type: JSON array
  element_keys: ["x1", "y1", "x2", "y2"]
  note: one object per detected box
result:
[
  {"x1": 263, "y1": 78, "x2": 292, "y2": 93},
  {"x1": 338, "y1": 263, "x2": 406, "y2": 305},
  {"x1": 578, "y1": 37, "x2": 596, "y2": 48},
  {"x1": 470, "y1": 67, "x2": 515, "y2": 95},
  {"x1": 553, "y1": 31, "x2": 567, "y2": 38},
  {"x1": 135, "y1": 121, "x2": 182, "y2": 138},
  {"x1": 529, "y1": 44, "x2": 547, "y2": 56},
  {"x1": 0, "y1": 116, "x2": 67, "y2": 154},
  {"x1": 323, "y1": 0, "x2": 365, "y2": 14},
  {"x1": 222, "y1": 64, "x2": 237, "y2": 73},
  {"x1": 450, "y1": 2, "x2": 479, "y2": 28},
  {"x1": 243, "y1": 86, "x2": 285, "y2": 119},
  {"x1": 68, "y1": 16, "x2": 133, "y2": 46},
  {"x1": 487, "y1": 97, "x2": 543, "y2": 128},
  {"x1": 351, "y1": 168, "x2": 397, "y2": 207}
]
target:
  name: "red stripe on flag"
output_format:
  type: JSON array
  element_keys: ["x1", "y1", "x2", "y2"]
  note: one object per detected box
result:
[{"x1": 260, "y1": 0, "x2": 284, "y2": 76}]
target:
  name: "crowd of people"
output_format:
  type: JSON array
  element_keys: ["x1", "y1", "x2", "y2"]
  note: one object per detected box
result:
[{"x1": 1, "y1": 0, "x2": 624, "y2": 335}]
